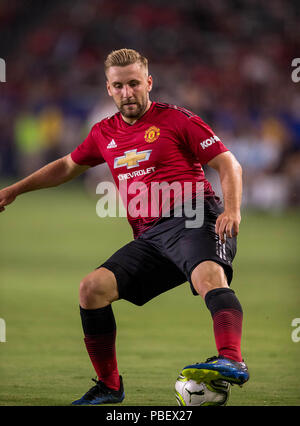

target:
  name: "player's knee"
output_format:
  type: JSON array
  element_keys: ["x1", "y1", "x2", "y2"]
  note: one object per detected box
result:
[
  {"x1": 79, "y1": 276, "x2": 96, "y2": 301},
  {"x1": 79, "y1": 269, "x2": 118, "y2": 306},
  {"x1": 191, "y1": 261, "x2": 228, "y2": 299},
  {"x1": 193, "y1": 279, "x2": 228, "y2": 299}
]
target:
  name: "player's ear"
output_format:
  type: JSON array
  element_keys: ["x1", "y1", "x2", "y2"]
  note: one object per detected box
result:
[
  {"x1": 106, "y1": 80, "x2": 112, "y2": 97},
  {"x1": 147, "y1": 75, "x2": 153, "y2": 93}
]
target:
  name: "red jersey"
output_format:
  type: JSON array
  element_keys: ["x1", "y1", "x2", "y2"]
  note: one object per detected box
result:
[{"x1": 71, "y1": 102, "x2": 228, "y2": 238}]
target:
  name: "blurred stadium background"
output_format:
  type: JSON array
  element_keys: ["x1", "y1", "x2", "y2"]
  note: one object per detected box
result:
[
  {"x1": 0, "y1": 0, "x2": 299, "y2": 406},
  {"x1": 0, "y1": 0, "x2": 300, "y2": 207}
]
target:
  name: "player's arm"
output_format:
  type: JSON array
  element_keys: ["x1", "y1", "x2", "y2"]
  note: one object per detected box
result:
[
  {"x1": 0, "y1": 154, "x2": 90, "y2": 212},
  {"x1": 207, "y1": 151, "x2": 242, "y2": 243}
]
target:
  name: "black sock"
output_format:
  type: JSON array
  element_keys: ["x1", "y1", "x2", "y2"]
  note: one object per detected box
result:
[
  {"x1": 204, "y1": 288, "x2": 243, "y2": 316},
  {"x1": 79, "y1": 304, "x2": 116, "y2": 336}
]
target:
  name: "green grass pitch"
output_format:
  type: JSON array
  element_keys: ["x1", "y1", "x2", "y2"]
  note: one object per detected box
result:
[{"x1": 0, "y1": 182, "x2": 299, "y2": 406}]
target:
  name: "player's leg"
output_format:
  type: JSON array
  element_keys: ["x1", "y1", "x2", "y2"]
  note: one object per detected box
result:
[
  {"x1": 182, "y1": 261, "x2": 249, "y2": 386},
  {"x1": 144, "y1": 197, "x2": 249, "y2": 386},
  {"x1": 72, "y1": 267, "x2": 124, "y2": 405},
  {"x1": 191, "y1": 260, "x2": 243, "y2": 363},
  {"x1": 79, "y1": 266, "x2": 120, "y2": 387},
  {"x1": 73, "y1": 238, "x2": 186, "y2": 405}
]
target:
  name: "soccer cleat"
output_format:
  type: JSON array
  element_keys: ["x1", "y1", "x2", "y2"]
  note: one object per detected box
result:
[
  {"x1": 181, "y1": 356, "x2": 249, "y2": 387},
  {"x1": 71, "y1": 375, "x2": 125, "y2": 405}
]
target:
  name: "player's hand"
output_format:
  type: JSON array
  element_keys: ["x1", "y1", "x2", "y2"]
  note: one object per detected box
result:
[
  {"x1": 215, "y1": 210, "x2": 241, "y2": 243},
  {"x1": 0, "y1": 187, "x2": 17, "y2": 212}
]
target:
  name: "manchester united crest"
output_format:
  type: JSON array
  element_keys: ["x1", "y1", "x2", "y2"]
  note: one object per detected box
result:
[{"x1": 144, "y1": 126, "x2": 160, "y2": 143}]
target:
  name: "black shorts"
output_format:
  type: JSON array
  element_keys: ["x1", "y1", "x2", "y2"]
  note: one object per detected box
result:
[{"x1": 99, "y1": 196, "x2": 237, "y2": 306}]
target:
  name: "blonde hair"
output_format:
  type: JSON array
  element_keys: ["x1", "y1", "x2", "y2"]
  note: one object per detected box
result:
[{"x1": 104, "y1": 48, "x2": 148, "y2": 74}]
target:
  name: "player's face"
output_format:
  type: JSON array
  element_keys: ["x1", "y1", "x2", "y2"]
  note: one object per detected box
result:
[{"x1": 106, "y1": 63, "x2": 152, "y2": 124}]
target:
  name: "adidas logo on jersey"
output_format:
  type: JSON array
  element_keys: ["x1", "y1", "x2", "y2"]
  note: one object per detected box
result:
[
  {"x1": 107, "y1": 139, "x2": 117, "y2": 149},
  {"x1": 200, "y1": 135, "x2": 220, "y2": 150}
]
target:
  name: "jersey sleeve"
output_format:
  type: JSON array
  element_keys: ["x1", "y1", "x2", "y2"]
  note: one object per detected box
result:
[
  {"x1": 180, "y1": 115, "x2": 228, "y2": 164},
  {"x1": 71, "y1": 124, "x2": 105, "y2": 167}
]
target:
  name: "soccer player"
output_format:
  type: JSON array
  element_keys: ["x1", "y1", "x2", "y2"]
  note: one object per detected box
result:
[{"x1": 0, "y1": 48, "x2": 249, "y2": 405}]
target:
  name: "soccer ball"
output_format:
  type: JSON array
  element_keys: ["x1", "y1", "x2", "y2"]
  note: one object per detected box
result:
[{"x1": 175, "y1": 374, "x2": 231, "y2": 406}]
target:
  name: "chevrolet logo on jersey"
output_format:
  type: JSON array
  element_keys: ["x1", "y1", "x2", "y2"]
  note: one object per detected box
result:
[{"x1": 114, "y1": 149, "x2": 152, "y2": 169}]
